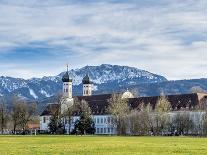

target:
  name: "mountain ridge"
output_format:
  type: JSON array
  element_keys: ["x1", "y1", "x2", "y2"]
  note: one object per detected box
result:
[{"x1": 0, "y1": 64, "x2": 167, "y2": 100}]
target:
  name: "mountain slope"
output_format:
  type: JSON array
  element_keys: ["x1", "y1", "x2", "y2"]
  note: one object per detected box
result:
[{"x1": 0, "y1": 64, "x2": 167, "y2": 100}]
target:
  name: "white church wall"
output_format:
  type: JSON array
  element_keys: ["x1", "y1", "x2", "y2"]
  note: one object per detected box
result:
[
  {"x1": 40, "y1": 115, "x2": 51, "y2": 131},
  {"x1": 64, "y1": 115, "x2": 116, "y2": 135}
]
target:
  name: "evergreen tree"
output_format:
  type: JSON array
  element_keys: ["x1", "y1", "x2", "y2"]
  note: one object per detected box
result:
[
  {"x1": 48, "y1": 111, "x2": 63, "y2": 134},
  {"x1": 72, "y1": 100, "x2": 95, "y2": 135}
]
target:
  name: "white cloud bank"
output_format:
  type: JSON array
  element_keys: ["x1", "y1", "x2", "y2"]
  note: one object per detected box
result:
[{"x1": 0, "y1": 0, "x2": 207, "y2": 80}]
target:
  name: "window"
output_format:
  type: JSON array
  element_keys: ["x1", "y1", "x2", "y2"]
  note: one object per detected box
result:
[
  {"x1": 101, "y1": 118, "x2": 103, "y2": 124},
  {"x1": 104, "y1": 128, "x2": 106, "y2": 133},
  {"x1": 43, "y1": 117, "x2": 46, "y2": 123},
  {"x1": 108, "y1": 128, "x2": 110, "y2": 133},
  {"x1": 107, "y1": 117, "x2": 110, "y2": 124},
  {"x1": 97, "y1": 118, "x2": 99, "y2": 124},
  {"x1": 111, "y1": 128, "x2": 114, "y2": 133},
  {"x1": 100, "y1": 128, "x2": 103, "y2": 133},
  {"x1": 97, "y1": 128, "x2": 99, "y2": 134},
  {"x1": 66, "y1": 89, "x2": 68, "y2": 92}
]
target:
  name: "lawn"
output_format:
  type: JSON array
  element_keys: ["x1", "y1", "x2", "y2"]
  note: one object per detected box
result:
[{"x1": 0, "y1": 136, "x2": 206, "y2": 155}]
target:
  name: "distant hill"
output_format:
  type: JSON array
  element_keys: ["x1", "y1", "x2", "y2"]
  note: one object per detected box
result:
[
  {"x1": 1, "y1": 64, "x2": 207, "y2": 113},
  {"x1": 0, "y1": 64, "x2": 167, "y2": 101}
]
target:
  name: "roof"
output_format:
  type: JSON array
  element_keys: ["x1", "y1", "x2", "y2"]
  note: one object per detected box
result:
[
  {"x1": 27, "y1": 123, "x2": 40, "y2": 129},
  {"x1": 40, "y1": 103, "x2": 60, "y2": 116},
  {"x1": 76, "y1": 94, "x2": 112, "y2": 115},
  {"x1": 82, "y1": 74, "x2": 92, "y2": 84},
  {"x1": 122, "y1": 91, "x2": 134, "y2": 99},
  {"x1": 128, "y1": 93, "x2": 199, "y2": 110},
  {"x1": 40, "y1": 93, "x2": 201, "y2": 116},
  {"x1": 62, "y1": 71, "x2": 72, "y2": 82}
]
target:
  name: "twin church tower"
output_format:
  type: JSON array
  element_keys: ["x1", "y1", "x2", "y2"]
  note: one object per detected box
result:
[{"x1": 62, "y1": 66, "x2": 93, "y2": 98}]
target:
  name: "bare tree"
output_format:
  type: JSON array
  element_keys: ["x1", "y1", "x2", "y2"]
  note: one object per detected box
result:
[
  {"x1": 61, "y1": 97, "x2": 78, "y2": 134},
  {"x1": 130, "y1": 88, "x2": 140, "y2": 98},
  {"x1": 154, "y1": 95, "x2": 171, "y2": 135},
  {"x1": 11, "y1": 96, "x2": 36, "y2": 134},
  {"x1": 203, "y1": 113, "x2": 207, "y2": 136},
  {"x1": 108, "y1": 94, "x2": 129, "y2": 135},
  {"x1": 0, "y1": 97, "x2": 8, "y2": 134},
  {"x1": 191, "y1": 86, "x2": 207, "y2": 93},
  {"x1": 11, "y1": 96, "x2": 22, "y2": 134},
  {"x1": 199, "y1": 97, "x2": 207, "y2": 111},
  {"x1": 128, "y1": 103, "x2": 152, "y2": 136},
  {"x1": 18, "y1": 102, "x2": 37, "y2": 134},
  {"x1": 173, "y1": 111, "x2": 194, "y2": 135}
]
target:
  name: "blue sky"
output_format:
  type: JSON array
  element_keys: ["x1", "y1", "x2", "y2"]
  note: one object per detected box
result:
[{"x1": 0, "y1": 0, "x2": 207, "y2": 80}]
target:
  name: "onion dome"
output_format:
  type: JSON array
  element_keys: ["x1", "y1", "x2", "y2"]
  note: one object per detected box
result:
[
  {"x1": 122, "y1": 90, "x2": 134, "y2": 99},
  {"x1": 62, "y1": 71, "x2": 72, "y2": 82},
  {"x1": 82, "y1": 74, "x2": 92, "y2": 84}
]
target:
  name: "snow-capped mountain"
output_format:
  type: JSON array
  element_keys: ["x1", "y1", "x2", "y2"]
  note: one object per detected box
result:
[{"x1": 0, "y1": 64, "x2": 167, "y2": 100}]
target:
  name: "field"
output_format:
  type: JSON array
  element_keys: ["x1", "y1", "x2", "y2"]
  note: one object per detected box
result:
[{"x1": 0, "y1": 136, "x2": 207, "y2": 155}]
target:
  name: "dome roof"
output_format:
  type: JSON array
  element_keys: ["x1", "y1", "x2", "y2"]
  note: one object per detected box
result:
[
  {"x1": 82, "y1": 74, "x2": 92, "y2": 84},
  {"x1": 62, "y1": 71, "x2": 72, "y2": 82},
  {"x1": 122, "y1": 90, "x2": 134, "y2": 99}
]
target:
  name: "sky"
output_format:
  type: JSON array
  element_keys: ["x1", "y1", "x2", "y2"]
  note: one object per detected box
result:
[{"x1": 0, "y1": 0, "x2": 207, "y2": 80}]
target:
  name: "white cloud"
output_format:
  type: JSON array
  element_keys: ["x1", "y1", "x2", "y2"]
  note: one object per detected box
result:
[{"x1": 0, "y1": 0, "x2": 207, "y2": 79}]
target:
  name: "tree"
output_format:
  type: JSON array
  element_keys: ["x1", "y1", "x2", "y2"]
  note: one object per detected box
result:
[
  {"x1": 203, "y1": 114, "x2": 207, "y2": 136},
  {"x1": 48, "y1": 110, "x2": 63, "y2": 134},
  {"x1": 191, "y1": 86, "x2": 206, "y2": 93},
  {"x1": 72, "y1": 100, "x2": 95, "y2": 135},
  {"x1": 18, "y1": 102, "x2": 37, "y2": 134},
  {"x1": 128, "y1": 103, "x2": 152, "y2": 136},
  {"x1": 61, "y1": 97, "x2": 77, "y2": 134},
  {"x1": 11, "y1": 96, "x2": 37, "y2": 134},
  {"x1": 199, "y1": 97, "x2": 207, "y2": 111},
  {"x1": 11, "y1": 96, "x2": 23, "y2": 134},
  {"x1": 0, "y1": 97, "x2": 8, "y2": 134},
  {"x1": 173, "y1": 111, "x2": 194, "y2": 135},
  {"x1": 108, "y1": 94, "x2": 129, "y2": 135},
  {"x1": 154, "y1": 95, "x2": 171, "y2": 135}
]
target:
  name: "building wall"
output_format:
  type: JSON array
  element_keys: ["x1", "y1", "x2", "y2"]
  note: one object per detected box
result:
[
  {"x1": 40, "y1": 115, "x2": 51, "y2": 131},
  {"x1": 83, "y1": 84, "x2": 92, "y2": 96},
  {"x1": 40, "y1": 111, "x2": 206, "y2": 135},
  {"x1": 64, "y1": 115, "x2": 116, "y2": 135},
  {"x1": 63, "y1": 82, "x2": 72, "y2": 98}
]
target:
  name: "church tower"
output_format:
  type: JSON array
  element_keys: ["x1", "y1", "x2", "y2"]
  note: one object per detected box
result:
[
  {"x1": 82, "y1": 74, "x2": 93, "y2": 96},
  {"x1": 62, "y1": 65, "x2": 73, "y2": 99}
]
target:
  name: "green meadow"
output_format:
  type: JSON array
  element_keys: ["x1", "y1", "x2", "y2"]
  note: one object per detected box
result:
[{"x1": 0, "y1": 136, "x2": 206, "y2": 155}]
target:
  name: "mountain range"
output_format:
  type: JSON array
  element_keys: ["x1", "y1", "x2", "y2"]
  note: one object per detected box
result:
[{"x1": 0, "y1": 64, "x2": 206, "y2": 103}]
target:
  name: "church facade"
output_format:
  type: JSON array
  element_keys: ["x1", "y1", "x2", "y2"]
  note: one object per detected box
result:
[
  {"x1": 40, "y1": 68, "x2": 122, "y2": 134},
  {"x1": 40, "y1": 68, "x2": 207, "y2": 135}
]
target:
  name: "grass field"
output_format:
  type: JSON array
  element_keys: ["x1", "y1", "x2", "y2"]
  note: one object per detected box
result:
[{"x1": 0, "y1": 136, "x2": 207, "y2": 155}]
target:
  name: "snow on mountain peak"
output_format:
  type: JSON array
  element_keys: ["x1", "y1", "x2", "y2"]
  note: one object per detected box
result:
[{"x1": 0, "y1": 64, "x2": 167, "y2": 100}]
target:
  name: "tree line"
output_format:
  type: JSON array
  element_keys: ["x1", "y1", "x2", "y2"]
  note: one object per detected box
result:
[
  {"x1": 108, "y1": 94, "x2": 207, "y2": 136},
  {"x1": 0, "y1": 96, "x2": 37, "y2": 134},
  {"x1": 48, "y1": 93, "x2": 207, "y2": 136},
  {"x1": 1, "y1": 92, "x2": 207, "y2": 136}
]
